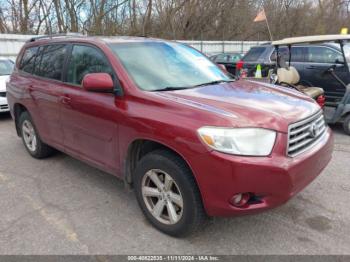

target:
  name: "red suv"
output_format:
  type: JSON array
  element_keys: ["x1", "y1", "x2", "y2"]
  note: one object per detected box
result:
[{"x1": 7, "y1": 35, "x2": 334, "y2": 236}]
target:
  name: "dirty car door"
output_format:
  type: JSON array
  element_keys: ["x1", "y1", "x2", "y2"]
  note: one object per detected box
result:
[{"x1": 60, "y1": 44, "x2": 120, "y2": 174}]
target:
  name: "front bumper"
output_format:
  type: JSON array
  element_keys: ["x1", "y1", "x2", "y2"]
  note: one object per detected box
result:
[
  {"x1": 0, "y1": 96, "x2": 9, "y2": 112},
  {"x1": 0, "y1": 97, "x2": 10, "y2": 113},
  {"x1": 190, "y1": 128, "x2": 334, "y2": 217}
]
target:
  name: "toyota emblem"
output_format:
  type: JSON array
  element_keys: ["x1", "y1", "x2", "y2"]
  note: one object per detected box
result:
[{"x1": 309, "y1": 123, "x2": 318, "y2": 138}]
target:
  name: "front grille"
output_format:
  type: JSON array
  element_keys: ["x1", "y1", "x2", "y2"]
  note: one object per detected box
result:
[
  {"x1": 287, "y1": 110, "x2": 327, "y2": 157},
  {"x1": 0, "y1": 92, "x2": 6, "y2": 97},
  {"x1": 0, "y1": 104, "x2": 9, "y2": 110}
]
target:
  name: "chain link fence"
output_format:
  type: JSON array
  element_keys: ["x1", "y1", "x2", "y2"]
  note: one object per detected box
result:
[
  {"x1": 0, "y1": 34, "x2": 263, "y2": 61},
  {"x1": 181, "y1": 40, "x2": 263, "y2": 55}
]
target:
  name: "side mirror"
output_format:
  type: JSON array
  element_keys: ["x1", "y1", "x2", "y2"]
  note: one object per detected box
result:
[
  {"x1": 335, "y1": 58, "x2": 345, "y2": 65},
  {"x1": 82, "y1": 73, "x2": 114, "y2": 92}
]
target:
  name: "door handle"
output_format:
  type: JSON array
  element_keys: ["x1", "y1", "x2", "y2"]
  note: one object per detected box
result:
[
  {"x1": 60, "y1": 95, "x2": 71, "y2": 105},
  {"x1": 306, "y1": 65, "x2": 317, "y2": 69}
]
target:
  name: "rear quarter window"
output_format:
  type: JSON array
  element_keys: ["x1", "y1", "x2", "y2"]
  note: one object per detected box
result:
[
  {"x1": 242, "y1": 47, "x2": 266, "y2": 62},
  {"x1": 19, "y1": 47, "x2": 39, "y2": 74}
]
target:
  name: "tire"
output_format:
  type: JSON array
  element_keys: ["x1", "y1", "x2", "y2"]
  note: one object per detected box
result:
[
  {"x1": 343, "y1": 114, "x2": 350, "y2": 136},
  {"x1": 19, "y1": 111, "x2": 54, "y2": 159},
  {"x1": 133, "y1": 149, "x2": 207, "y2": 237}
]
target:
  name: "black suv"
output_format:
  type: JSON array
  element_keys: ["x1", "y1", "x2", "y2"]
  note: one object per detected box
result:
[{"x1": 240, "y1": 43, "x2": 348, "y2": 105}]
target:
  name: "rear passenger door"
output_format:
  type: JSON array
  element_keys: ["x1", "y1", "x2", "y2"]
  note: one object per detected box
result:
[
  {"x1": 60, "y1": 44, "x2": 120, "y2": 173},
  {"x1": 303, "y1": 46, "x2": 346, "y2": 103},
  {"x1": 19, "y1": 44, "x2": 67, "y2": 148}
]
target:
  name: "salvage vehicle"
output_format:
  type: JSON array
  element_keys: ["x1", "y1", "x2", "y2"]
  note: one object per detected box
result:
[
  {"x1": 236, "y1": 44, "x2": 326, "y2": 107},
  {"x1": 0, "y1": 58, "x2": 14, "y2": 113},
  {"x1": 236, "y1": 43, "x2": 275, "y2": 77},
  {"x1": 272, "y1": 35, "x2": 350, "y2": 135},
  {"x1": 7, "y1": 35, "x2": 333, "y2": 236},
  {"x1": 237, "y1": 35, "x2": 350, "y2": 125},
  {"x1": 210, "y1": 52, "x2": 244, "y2": 75}
]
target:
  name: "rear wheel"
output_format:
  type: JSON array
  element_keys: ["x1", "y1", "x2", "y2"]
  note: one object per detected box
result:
[
  {"x1": 343, "y1": 114, "x2": 350, "y2": 136},
  {"x1": 133, "y1": 150, "x2": 207, "y2": 237},
  {"x1": 19, "y1": 111, "x2": 54, "y2": 158}
]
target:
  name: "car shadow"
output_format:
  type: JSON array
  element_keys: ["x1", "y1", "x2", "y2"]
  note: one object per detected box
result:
[
  {"x1": 328, "y1": 123, "x2": 348, "y2": 137},
  {"x1": 0, "y1": 112, "x2": 12, "y2": 120}
]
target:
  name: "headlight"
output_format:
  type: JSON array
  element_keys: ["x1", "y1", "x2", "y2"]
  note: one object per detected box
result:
[{"x1": 198, "y1": 127, "x2": 276, "y2": 156}]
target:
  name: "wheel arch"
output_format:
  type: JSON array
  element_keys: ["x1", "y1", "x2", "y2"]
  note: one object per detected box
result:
[
  {"x1": 13, "y1": 103, "x2": 28, "y2": 136},
  {"x1": 124, "y1": 139, "x2": 198, "y2": 187},
  {"x1": 341, "y1": 104, "x2": 350, "y2": 118}
]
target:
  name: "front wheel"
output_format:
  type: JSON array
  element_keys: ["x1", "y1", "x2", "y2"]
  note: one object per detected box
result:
[
  {"x1": 133, "y1": 150, "x2": 207, "y2": 237},
  {"x1": 343, "y1": 114, "x2": 350, "y2": 136}
]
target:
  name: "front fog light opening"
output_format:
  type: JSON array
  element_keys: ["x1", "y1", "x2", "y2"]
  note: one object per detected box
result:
[{"x1": 230, "y1": 193, "x2": 251, "y2": 207}]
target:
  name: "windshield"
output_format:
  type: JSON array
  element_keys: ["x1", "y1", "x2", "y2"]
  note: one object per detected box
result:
[
  {"x1": 109, "y1": 42, "x2": 231, "y2": 91},
  {"x1": 0, "y1": 60, "x2": 14, "y2": 76}
]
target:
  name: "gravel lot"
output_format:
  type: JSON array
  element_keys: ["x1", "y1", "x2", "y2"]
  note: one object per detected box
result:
[{"x1": 0, "y1": 112, "x2": 349, "y2": 255}]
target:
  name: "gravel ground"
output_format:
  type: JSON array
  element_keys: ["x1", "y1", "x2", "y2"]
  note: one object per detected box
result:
[{"x1": 0, "y1": 113, "x2": 349, "y2": 255}]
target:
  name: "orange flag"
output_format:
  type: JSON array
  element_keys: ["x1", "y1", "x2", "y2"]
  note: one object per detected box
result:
[{"x1": 254, "y1": 9, "x2": 267, "y2": 22}]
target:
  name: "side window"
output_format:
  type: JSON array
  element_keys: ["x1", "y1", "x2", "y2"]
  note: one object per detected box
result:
[
  {"x1": 229, "y1": 54, "x2": 242, "y2": 62},
  {"x1": 214, "y1": 54, "x2": 228, "y2": 63},
  {"x1": 0, "y1": 59, "x2": 14, "y2": 75},
  {"x1": 35, "y1": 44, "x2": 67, "y2": 80},
  {"x1": 306, "y1": 47, "x2": 344, "y2": 64},
  {"x1": 290, "y1": 47, "x2": 305, "y2": 62},
  {"x1": 19, "y1": 47, "x2": 38, "y2": 74},
  {"x1": 67, "y1": 45, "x2": 113, "y2": 85},
  {"x1": 243, "y1": 47, "x2": 266, "y2": 62}
]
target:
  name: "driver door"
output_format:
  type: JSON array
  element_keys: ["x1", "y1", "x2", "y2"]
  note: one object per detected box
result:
[
  {"x1": 60, "y1": 44, "x2": 121, "y2": 174},
  {"x1": 303, "y1": 46, "x2": 347, "y2": 104}
]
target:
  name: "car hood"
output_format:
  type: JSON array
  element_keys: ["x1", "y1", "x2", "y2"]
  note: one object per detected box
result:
[
  {"x1": 0, "y1": 75, "x2": 10, "y2": 92},
  {"x1": 154, "y1": 80, "x2": 320, "y2": 133}
]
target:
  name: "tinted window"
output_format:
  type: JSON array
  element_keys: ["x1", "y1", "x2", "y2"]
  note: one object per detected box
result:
[
  {"x1": 19, "y1": 47, "x2": 38, "y2": 73},
  {"x1": 229, "y1": 54, "x2": 243, "y2": 62},
  {"x1": 242, "y1": 47, "x2": 266, "y2": 62},
  {"x1": 66, "y1": 45, "x2": 113, "y2": 85},
  {"x1": 0, "y1": 60, "x2": 14, "y2": 75},
  {"x1": 290, "y1": 47, "x2": 305, "y2": 62},
  {"x1": 35, "y1": 44, "x2": 67, "y2": 80},
  {"x1": 214, "y1": 54, "x2": 229, "y2": 63},
  {"x1": 306, "y1": 46, "x2": 344, "y2": 64},
  {"x1": 270, "y1": 47, "x2": 305, "y2": 63}
]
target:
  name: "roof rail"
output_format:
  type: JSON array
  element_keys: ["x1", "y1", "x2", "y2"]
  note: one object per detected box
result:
[{"x1": 27, "y1": 33, "x2": 85, "y2": 43}]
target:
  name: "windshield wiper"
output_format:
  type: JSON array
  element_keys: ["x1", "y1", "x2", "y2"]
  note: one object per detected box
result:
[
  {"x1": 150, "y1": 79, "x2": 235, "y2": 92},
  {"x1": 150, "y1": 86, "x2": 190, "y2": 92},
  {"x1": 193, "y1": 79, "x2": 235, "y2": 87}
]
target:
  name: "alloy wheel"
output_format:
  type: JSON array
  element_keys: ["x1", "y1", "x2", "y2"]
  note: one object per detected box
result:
[
  {"x1": 141, "y1": 169, "x2": 183, "y2": 225},
  {"x1": 22, "y1": 120, "x2": 37, "y2": 152}
]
